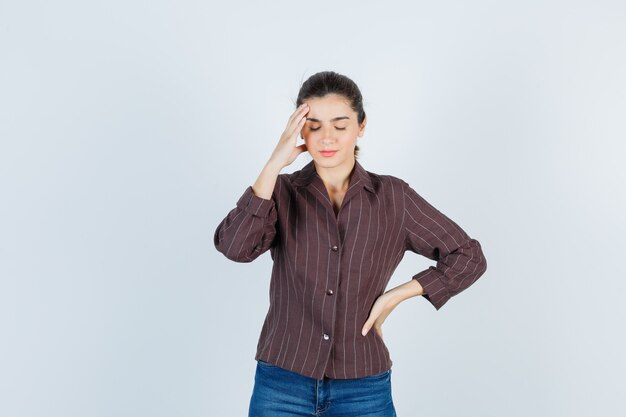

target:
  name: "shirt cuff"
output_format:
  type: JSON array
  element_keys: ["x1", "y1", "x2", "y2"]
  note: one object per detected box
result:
[
  {"x1": 236, "y1": 186, "x2": 275, "y2": 218},
  {"x1": 413, "y1": 268, "x2": 450, "y2": 311}
]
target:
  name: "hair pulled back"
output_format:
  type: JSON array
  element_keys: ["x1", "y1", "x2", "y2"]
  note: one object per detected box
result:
[{"x1": 296, "y1": 71, "x2": 366, "y2": 158}]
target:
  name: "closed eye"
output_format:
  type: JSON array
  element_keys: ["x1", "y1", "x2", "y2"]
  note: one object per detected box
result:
[{"x1": 310, "y1": 127, "x2": 347, "y2": 131}]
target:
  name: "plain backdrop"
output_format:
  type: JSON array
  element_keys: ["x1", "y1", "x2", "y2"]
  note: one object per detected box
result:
[{"x1": 1, "y1": 1, "x2": 625, "y2": 416}]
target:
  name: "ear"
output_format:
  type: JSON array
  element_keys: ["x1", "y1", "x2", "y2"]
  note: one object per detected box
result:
[{"x1": 358, "y1": 116, "x2": 367, "y2": 137}]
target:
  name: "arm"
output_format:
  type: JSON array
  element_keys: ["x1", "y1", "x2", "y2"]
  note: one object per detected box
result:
[
  {"x1": 214, "y1": 103, "x2": 310, "y2": 262},
  {"x1": 362, "y1": 277, "x2": 426, "y2": 338},
  {"x1": 213, "y1": 170, "x2": 279, "y2": 263},
  {"x1": 361, "y1": 183, "x2": 487, "y2": 337},
  {"x1": 402, "y1": 181, "x2": 487, "y2": 310}
]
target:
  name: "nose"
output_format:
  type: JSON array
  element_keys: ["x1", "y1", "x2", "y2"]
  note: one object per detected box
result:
[{"x1": 320, "y1": 127, "x2": 336, "y2": 144}]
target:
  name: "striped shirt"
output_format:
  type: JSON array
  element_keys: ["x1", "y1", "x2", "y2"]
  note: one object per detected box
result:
[{"x1": 214, "y1": 159, "x2": 487, "y2": 380}]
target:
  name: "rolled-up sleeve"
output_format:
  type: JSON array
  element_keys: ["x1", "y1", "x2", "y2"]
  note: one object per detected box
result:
[
  {"x1": 214, "y1": 185, "x2": 278, "y2": 262},
  {"x1": 402, "y1": 181, "x2": 487, "y2": 310}
]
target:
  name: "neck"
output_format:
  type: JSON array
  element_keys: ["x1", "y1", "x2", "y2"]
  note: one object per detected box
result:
[{"x1": 315, "y1": 157, "x2": 356, "y2": 192}]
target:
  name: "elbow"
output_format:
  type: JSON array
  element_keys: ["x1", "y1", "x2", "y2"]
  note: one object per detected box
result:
[
  {"x1": 213, "y1": 228, "x2": 241, "y2": 262},
  {"x1": 479, "y1": 253, "x2": 487, "y2": 276},
  {"x1": 223, "y1": 252, "x2": 255, "y2": 263},
  {"x1": 477, "y1": 240, "x2": 487, "y2": 274},
  {"x1": 214, "y1": 237, "x2": 255, "y2": 263},
  {"x1": 213, "y1": 214, "x2": 276, "y2": 263},
  {"x1": 215, "y1": 244, "x2": 255, "y2": 263},
  {"x1": 214, "y1": 235, "x2": 263, "y2": 263},
  {"x1": 452, "y1": 239, "x2": 487, "y2": 292},
  {"x1": 471, "y1": 258, "x2": 487, "y2": 288},
  {"x1": 470, "y1": 239, "x2": 488, "y2": 283}
]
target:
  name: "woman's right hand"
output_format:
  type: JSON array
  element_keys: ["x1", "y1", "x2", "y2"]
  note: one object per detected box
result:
[
  {"x1": 267, "y1": 103, "x2": 309, "y2": 169},
  {"x1": 251, "y1": 103, "x2": 309, "y2": 200}
]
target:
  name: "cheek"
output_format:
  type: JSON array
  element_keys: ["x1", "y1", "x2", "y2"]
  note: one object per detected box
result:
[
  {"x1": 339, "y1": 130, "x2": 358, "y2": 141},
  {"x1": 301, "y1": 130, "x2": 318, "y2": 141},
  {"x1": 301, "y1": 135, "x2": 313, "y2": 147}
]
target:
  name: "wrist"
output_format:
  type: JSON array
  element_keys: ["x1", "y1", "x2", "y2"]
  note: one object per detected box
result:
[
  {"x1": 251, "y1": 161, "x2": 283, "y2": 200},
  {"x1": 387, "y1": 279, "x2": 425, "y2": 304},
  {"x1": 265, "y1": 158, "x2": 284, "y2": 174}
]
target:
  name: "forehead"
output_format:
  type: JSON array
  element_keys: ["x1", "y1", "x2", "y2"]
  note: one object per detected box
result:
[{"x1": 303, "y1": 94, "x2": 355, "y2": 119}]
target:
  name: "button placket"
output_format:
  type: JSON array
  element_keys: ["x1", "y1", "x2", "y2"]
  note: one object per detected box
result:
[
  {"x1": 324, "y1": 245, "x2": 339, "y2": 341},
  {"x1": 320, "y1": 216, "x2": 342, "y2": 371}
]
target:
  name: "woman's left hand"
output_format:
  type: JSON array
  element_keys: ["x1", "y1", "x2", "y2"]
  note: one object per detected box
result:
[{"x1": 361, "y1": 292, "x2": 400, "y2": 340}]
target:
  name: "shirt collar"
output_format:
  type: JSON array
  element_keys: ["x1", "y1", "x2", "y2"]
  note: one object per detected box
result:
[{"x1": 291, "y1": 159, "x2": 374, "y2": 193}]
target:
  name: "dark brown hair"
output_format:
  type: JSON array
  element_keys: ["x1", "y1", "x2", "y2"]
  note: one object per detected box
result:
[{"x1": 296, "y1": 71, "x2": 366, "y2": 158}]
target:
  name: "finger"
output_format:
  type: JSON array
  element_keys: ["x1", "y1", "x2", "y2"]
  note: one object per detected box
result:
[
  {"x1": 286, "y1": 104, "x2": 309, "y2": 127},
  {"x1": 361, "y1": 320, "x2": 372, "y2": 336},
  {"x1": 289, "y1": 144, "x2": 307, "y2": 161},
  {"x1": 294, "y1": 105, "x2": 309, "y2": 127},
  {"x1": 286, "y1": 114, "x2": 307, "y2": 139}
]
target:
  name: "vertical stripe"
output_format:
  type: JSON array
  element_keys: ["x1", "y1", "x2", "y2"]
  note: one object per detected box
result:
[
  {"x1": 214, "y1": 160, "x2": 487, "y2": 380},
  {"x1": 299, "y1": 196, "x2": 320, "y2": 374},
  {"x1": 312, "y1": 208, "x2": 332, "y2": 375},
  {"x1": 290, "y1": 193, "x2": 309, "y2": 370},
  {"x1": 265, "y1": 181, "x2": 288, "y2": 358},
  {"x1": 354, "y1": 191, "x2": 371, "y2": 375}
]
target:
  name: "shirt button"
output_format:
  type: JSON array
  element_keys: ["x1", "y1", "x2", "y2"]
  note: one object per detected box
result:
[
  {"x1": 323, "y1": 333, "x2": 330, "y2": 340},
  {"x1": 326, "y1": 289, "x2": 334, "y2": 295},
  {"x1": 331, "y1": 245, "x2": 338, "y2": 252}
]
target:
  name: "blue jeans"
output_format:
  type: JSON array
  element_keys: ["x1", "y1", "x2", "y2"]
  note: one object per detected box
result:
[{"x1": 248, "y1": 360, "x2": 398, "y2": 417}]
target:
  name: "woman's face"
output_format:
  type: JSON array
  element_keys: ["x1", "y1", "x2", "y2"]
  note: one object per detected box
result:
[{"x1": 301, "y1": 93, "x2": 366, "y2": 171}]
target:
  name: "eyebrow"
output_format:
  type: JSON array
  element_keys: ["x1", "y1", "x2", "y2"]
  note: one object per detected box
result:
[{"x1": 306, "y1": 116, "x2": 350, "y2": 122}]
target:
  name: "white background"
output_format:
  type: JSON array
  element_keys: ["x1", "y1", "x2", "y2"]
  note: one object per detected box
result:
[{"x1": 1, "y1": 1, "x2": 625, "y2": 416}]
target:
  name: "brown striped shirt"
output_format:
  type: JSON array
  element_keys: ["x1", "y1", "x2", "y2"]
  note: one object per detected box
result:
[{"x1": 214, "y1": 159, "x2": 487, "y2": 380}]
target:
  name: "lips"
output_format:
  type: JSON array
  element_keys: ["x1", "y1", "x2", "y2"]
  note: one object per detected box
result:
[{"x1": 320, "y1": 150, "x2": 337, "y2": 157}]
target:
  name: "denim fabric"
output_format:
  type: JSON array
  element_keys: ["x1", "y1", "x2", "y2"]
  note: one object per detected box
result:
[{"x1": 248, "y1": 360, "x2": 398, "y2": 417}]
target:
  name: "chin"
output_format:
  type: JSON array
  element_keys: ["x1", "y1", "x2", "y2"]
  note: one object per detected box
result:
[
  {"x1": 313, "y1": 156, "x2": 349, "y2": 168},
  {"x1": 312, "y1": 157, "x2": 332, "y2": 165}
]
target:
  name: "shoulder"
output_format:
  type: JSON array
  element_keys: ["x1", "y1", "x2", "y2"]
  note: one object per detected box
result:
[
  {"x1": 280, "y1": 170, "x2": 299, "y2": 185},
  {"x1": 363, "y1": 168, "x2": 431, "y2": 212},
  {"x1": 278, "y1": 161, "x2": 317, "y2": 188},
  {"x1": 270, "y1": 166, "x2": 311, "y2": 197},
  {"x1": 362, "y1": 167, "x2": 410, "y2": 194},
  {"x1": 279, "y1": 169, "x2": 304, "y2": 189}
]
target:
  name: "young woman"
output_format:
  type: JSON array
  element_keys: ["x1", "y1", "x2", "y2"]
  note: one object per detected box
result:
[{"x1": 214, "y1": 71, "x2": 487, "y2": 417}]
